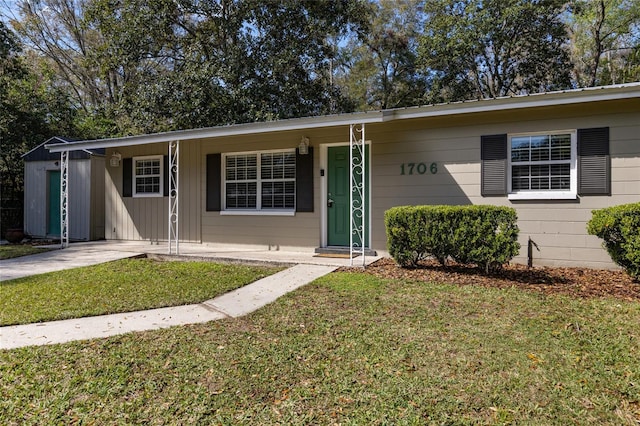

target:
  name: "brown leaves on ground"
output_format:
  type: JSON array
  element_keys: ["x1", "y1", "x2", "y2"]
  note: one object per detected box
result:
[{"x1": 345, "y1": 258, "x2": 640, "y2": 302}]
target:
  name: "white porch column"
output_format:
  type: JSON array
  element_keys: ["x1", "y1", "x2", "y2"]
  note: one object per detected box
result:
[
  {"x1": 349, "y1": 123, "x2": 366, "y2": 267},
  {"x1": 60, "y1": 150, "x2": 69, "y2": 248},
  {"x1": 168, "y1": 140, "x2": 180, "y2": 254}
]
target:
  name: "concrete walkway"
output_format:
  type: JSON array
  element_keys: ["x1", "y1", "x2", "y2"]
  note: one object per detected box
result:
[
  {"x1": 1, "y1": 264, "x2": 336, "y2": 350},
  {"x1": 0, "y1": 245, "x2": 144, "y2": 282},
  {"x1": 0, "y1": 240, "x2": 376, "y2": 349}
]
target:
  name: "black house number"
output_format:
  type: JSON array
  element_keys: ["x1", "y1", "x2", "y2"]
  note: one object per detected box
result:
[{"x1": 400, "y1": 162, "x2": 437, "y2": 175}]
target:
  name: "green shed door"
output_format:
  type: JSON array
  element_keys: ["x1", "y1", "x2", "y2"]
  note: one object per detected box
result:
[
  {"x1": 327, "y1": 145, "x2": 369, "y2": 247},
  {"x1": 48, "y1": 171, "x2": 61, "y2": 236}
]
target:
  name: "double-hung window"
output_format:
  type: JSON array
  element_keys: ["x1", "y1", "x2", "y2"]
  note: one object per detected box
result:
[
  {"x1": 133, "y1": 155, "x2": 163, "y2": 197},
  {"x1": 508, "y1": 131, "x2": 577, "y2": 200},
  {"x1": 224, "y1": 150, "x2": 296, "y2": 212}
]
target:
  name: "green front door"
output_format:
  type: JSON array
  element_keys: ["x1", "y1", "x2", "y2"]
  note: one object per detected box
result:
[
  {"x1": 327, "y1": 145, "x2": 369, "y2": 247},
  {"x1": 48, "y1": 171, "x2": 61, "y2": 236}
]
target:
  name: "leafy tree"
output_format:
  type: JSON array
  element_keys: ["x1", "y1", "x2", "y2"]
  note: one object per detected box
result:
[
  {"x1": 418, "y1": 0, "x2": 572, "y2": 102},
  {"x1": 0, "y1": 22, "x2": 75, "y2": 231},
  {"x1": 237, "y1": 0, "x2": 364, "y2": 119},
  {"x1": 14, "y1": 0, "x2": 367, "y2": 136},
  {"x1": 335, "y1": 0, "x2": 428, "y2": 110},
  {"x1": 568, "y1": 0, "x2": 640, "y2": 86}
]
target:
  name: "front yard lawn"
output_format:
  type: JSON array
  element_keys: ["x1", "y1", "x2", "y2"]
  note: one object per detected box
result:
[
  {"x1": 0, "y1": 244, "x2": 53, "y2": 260},
  {"x1": 2, "y1": 270, "x2": 639, "y2": 424},
  {"x1": 0, "y1": 258, "x2": 280, "y2": 326}
]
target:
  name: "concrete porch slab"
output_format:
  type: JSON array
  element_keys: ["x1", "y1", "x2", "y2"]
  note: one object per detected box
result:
[{"x1": 51, "y1": 240, "x2": 383, "y2": 268}]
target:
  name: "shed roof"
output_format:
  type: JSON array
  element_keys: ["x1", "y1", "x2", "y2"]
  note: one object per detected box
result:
[
  {"x1": 23, "y1": 137, "x2": 105, "y2": 161},
  {"x1": 46, "y1": 82, "x2": 640, "y2": 153}
]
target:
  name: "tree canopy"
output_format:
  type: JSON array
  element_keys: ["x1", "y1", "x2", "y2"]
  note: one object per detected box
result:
[
  {"x1": 568, "y1": 0, "x2": 640, "y2": 87},
  {"x1": 1, "y1": 21, "x2": 74, "y2": 204},
  {"x1": 1, "y1": 0, "x2": 639, "y2": 229},
  {"x1": 4, "y1": 0, "x2": 639, "y2": 136},
  {"x1": 11, "y1": 0, "x2": 369, "y2": 136},
  {"x1": 418, "y1": 0, "x2": 572, "y2": 102}
]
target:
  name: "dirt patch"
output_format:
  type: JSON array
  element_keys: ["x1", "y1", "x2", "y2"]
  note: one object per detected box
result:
[{"x1": 342, "y1": 258, "x2": 640, "y2": 302}]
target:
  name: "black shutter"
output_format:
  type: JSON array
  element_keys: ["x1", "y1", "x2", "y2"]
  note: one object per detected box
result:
[
  {"x1": 296, "y1": 147, "x2": 314, "y2": 212},
  {"x1": 123, "y1": 157, "x2": 132, "y2": 197},
  {"x1": 578, "y1": 127, "x2": 610, "y2": 196},
  {"x1": 481, "y1": 134, "x2": 508, "y2": 196},
  {"x1": 206, "y1": 153, "x2": 222, "y2": 211},
  {"x1": 163, "y1": 155, "x2": 170, "y2": 197}
]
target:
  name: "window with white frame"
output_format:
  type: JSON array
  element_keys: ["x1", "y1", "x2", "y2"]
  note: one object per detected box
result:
[
  {"x1": 224, "y1": 150, "x2": 295, "y2": 211},
  {"x1": 133, "y1": 155, "x2": 163, "y2": 197},
  {"x1": 508, "y1": 131, "x2": 577, "y2": 199}
]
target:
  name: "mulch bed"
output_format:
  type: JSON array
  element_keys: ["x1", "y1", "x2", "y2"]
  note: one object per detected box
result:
[{"x1": 343, "y1": 258, "x2": 640, "y2": 302}]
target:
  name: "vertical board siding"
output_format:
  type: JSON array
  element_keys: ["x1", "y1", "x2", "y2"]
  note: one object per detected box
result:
[
  {"x1": 68, "y1": 160, "x2": 91, "y2": 240},
  {"x1": 90, "y1": 156, "x2": 106, "y2": 240},
  {"x1": 105, "y1": 142, "x2": 201, "y2": 243},
  {"x1": 23, "y1": 162, "x2": 47, "y2": 238}
]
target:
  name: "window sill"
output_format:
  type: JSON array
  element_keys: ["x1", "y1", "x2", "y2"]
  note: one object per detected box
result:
[
  {"x1": 508, "y1": 192, "x2": 577, "y2": 201},
  {"x1": 132, "y1": 193, "x2": 164, "y2": 198},
  {"x1": 220, "y1": 210, "x2": 296, "y2": 216}
]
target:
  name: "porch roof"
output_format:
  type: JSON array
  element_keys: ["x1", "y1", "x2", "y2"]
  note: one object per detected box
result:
[{"x1": 47, "y1": 82, "x2": 640, "y2": 153}]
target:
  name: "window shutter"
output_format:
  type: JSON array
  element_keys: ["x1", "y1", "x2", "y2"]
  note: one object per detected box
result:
[
  {"x1": 578, "y1": 127, "x2": 610, "y2": 196},
  {"x1": 206, "y1": 153, "x2": 222, "y2": 211},
  {"x1": 481, "y1": 134, "x2": 508, "y2": 196},
  {"x1": 123, "y1": 157, "x2": 132, "y2": 197},
  {"x1": 296, "y1": 147, "x2": 314, "y2": 212}
]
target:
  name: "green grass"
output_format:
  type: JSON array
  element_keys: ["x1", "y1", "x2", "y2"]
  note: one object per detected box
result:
[
  {"x1": 0, "y1": 258, "x2": 280, "y2": 326},
  {"x1": 2, "y1": 272, "x2": 639, "y2": 424},
  {"x1": 0, "y1": 244, "x2": 53, "y2": 260}
]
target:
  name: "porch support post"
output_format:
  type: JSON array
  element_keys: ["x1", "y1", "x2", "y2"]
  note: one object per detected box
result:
[
  {"x1": 349, "y1": 123, "x2": 366, "y2": 267},
  {"x1": 60, "y1": 150, "x2": 69, "y2": 248},
  {"x1": 168, "y1": 140, "x2": 180, "y2": 254}
]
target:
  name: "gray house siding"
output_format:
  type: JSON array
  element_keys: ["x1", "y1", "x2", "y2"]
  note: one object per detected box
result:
[
  {"x1": 93, "y1": 90, "x2": 639, "y2": 269},
  {"x1": 368, "y1": 102, "x2": 639, "y2": 268}
]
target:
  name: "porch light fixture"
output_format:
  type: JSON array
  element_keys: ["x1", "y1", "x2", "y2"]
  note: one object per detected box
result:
[
  {"x1": 298, "y1": 137, "x2": 309, "y2": 155},
  {"x1": 110, "y1": 152, "x2": 122, "y2": 167}
]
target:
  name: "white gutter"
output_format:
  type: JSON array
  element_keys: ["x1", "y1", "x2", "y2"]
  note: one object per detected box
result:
[{"x1": 46, "y1": 82, "x2": 640, "y2": 153}]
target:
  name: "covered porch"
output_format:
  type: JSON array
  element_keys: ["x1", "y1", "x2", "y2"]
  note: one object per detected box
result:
[{"x1": 46, "y1": 115, "x2": 381, "y2": 267}]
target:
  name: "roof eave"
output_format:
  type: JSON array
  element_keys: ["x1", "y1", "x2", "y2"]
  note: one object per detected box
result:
[
  {"x1": 46, "y1": 111, "x2": 385, "y2": 153},
  {"x1": 390, "y1": 84, "x2": 640, "y2": 121},
  {"x1": 22, "y1": 136, "x2": 68, "y2": 158},
  {"x1": 46, "y1": 83, "x2": 640, "y2": 153}
]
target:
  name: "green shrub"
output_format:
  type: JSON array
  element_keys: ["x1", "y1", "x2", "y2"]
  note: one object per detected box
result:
[
  {"x1": 384, "y1": 206, "x2": 430, "y2": 267},
  {"x1": 587, "y1": 202, "x2": 640, "y2": 280},
  {"x1": 385, "y1": 205, "x2": 520, "y2": 272},
  {"x1": 448, "y1": 205, "x2": 520, "y2": 273}
]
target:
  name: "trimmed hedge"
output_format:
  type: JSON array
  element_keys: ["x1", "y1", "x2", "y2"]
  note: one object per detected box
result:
[
  {"x1": 385, "y1": 205, "x2": 520, "y2": 272},
  {"x1": 587, "y1": 202, "x2": 640, "y2": 280}
]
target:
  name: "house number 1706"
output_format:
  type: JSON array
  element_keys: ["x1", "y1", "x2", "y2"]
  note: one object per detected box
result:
[{"x1": 401, "y1": 162, "x2": 437, "y2": 175}]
